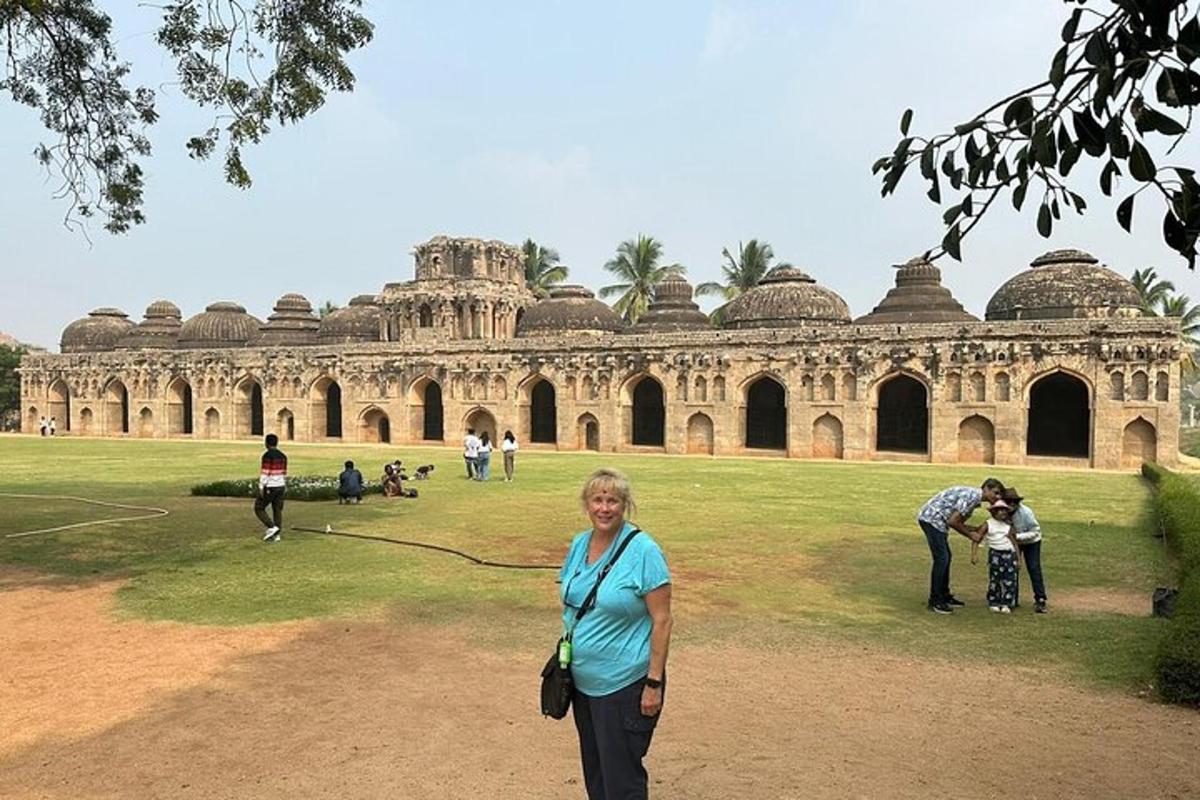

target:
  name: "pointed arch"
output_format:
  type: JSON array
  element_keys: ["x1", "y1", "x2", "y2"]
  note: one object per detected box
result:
[
  {"x1": 408, "y1": 376, "x2": 444, "y2": 441},
  {"x1": 491, "y1": 374, "x2": 508, "y2": 401},
  {"x1": 957, "y1": 415, "x2": 995, "y2": 464},
  {"x1": 103, "y1": 378, "x2": 129, "y2": 436},
  {"x1": 167, "y1": 376, "x2": 194, "y2": 436},
  {"x1": 137, "y1": 407, "x2": 154, "y2": 438},
  {"x1": 945, "y1": 373, "x2": 962, "y2": 402},
  {"x1": 1156, "y1": 371, "x2": 1170, "y2": 402},
  {"x1": 694, "y1": 374, "x2": 707, "y2": 403},
  {"x1": 48, "y1": 378, "x2": 71, "y2": 433},
  {"x1": 277, "y1": 407, "x2": 295, "y2": 441},
  {"x1": 1026, "y1": 370, "x2": 1091, "y2": 458},
  {"x1": 841, "y1": 373, "x2": 857, "y2": 402},
  {"x1": 577, "y1": 413, "x2": 600, "y2": 451},
  {"x1": 820, "y1": 373, "x2": 836, "y2": 402},
  {"x1": 995, "y1": 371, "x2": 1011, "y2": 402},
  {"x1": 234, "y1": 375, "x2": 265, "y2": 438},
  {"x1": 359, "y1": 405, "x2": 391, "y2": 443},
  {"x1": 874, "y1": 372, "x2": 929, "y2": 454},
  {"x1": 464, "y1": 407, "x2": 497, "y2": 446},
  {"x1": 812, "y1": 413, "x2": 844, "y2": 459},
  {"x1": 623, "y1": 373, "x2": 665, "y2": 447},
  {"x1": 969, "y1": 371, "x2": 986, "y2": 402},
  {"x1": 1110, "y1": 371, "x2": 1125, "y2": 401},
  {"x1": 744, "y1": 373, "x2": 787, "y2": 450},
  {"x1": 203, "y1": 407, "x2": 221, "y2": 439},
  {"x1": 1130, "y1": 370, "x2": 1150, "y2": 401},
  {"x1": 686, "y1": 412, "x2": 714, "y2": 455},
  {"x1": 1121, "y1": 417, "x2": 1157, "y2": 467},
  {"x1": 79, "y1": 406, "x2": 94, "y2": 435},
  {"x1": 519, "y1": 374, "x2": 558, "y2": 444},
  {"x1": 310, "y1": 376, "x2": 342, "y2": 439},
  {"x1": 712, "y1": 375, "x2": 726, "y2": 403}
]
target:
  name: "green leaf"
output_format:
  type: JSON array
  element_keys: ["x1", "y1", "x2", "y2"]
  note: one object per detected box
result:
[
  {"x1": 996, "y1": 157, "x2": 1011, "y2": 182},
  {"x1": 1100, "y1": 159, "x2": 1119, "y2": 196},
  {"x1": 926, "y1": 173, "x2": 941, "y2": 203},
  {"x1": 942, "y1": 223, "x2": 962, "y2": 261},
  {"x1": 962, "y1": 195, "x2": 973, "y2": 217},
  {"x1": 1139, "y1": 107, "x2": 1186, "y2": 137},
  {"x1": 900, "y1": 108, "x2": 913, "y2": 136},
  {"x1": 1072, "y1": 109, "x2": 1106, "y2": 156},
  {"x1": 1068, "y1": 191, "x2": 1087, "y2": 213},
  {"x1": 1059, "y1": 143, "x2": 1081, "y2": 177},
  {"x1": 1050, "y1": 44, "x2": 1068, "y2": 88},
  {"x1": 1180, "y1": 17, "x2": 1200, "y2": 64},
  {"x1": 1037, "y1": 202, "x2": 1053, "y2": 238},
  {"x1": 1117, "y1": 194, "x2": 1135, "y2": 232},
  {"x1": 1061, "y1": 8, "x2": 1082, "y2": 42},
  {"x1": 920, "y1": 147, "x2": 936, "y2": 180},
  {"x1": 1012, "y1": 181, "x2": 1028, "y2": 211},
  {"x1": 942, "y1": 202, "x2": 963, "y2": 225},
  {"x1": 1129, "y1": 141, "x2": 1157, "y2": 182},
  {"x1": 1084, "y1": 31, "x2": 1109, "y2": 67},
  {"x1": 1164, "y1": 209, "x2": 1188, "y2": 252},
  {"x1": 871, "y1": 156, "x2": 891, "y2": 175}
]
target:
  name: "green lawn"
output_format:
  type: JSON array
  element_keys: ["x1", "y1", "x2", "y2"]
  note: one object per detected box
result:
[
  {"x1": 0, "y1": 436, "x2": 1176, "y2": 691},
  {"x1": 1182, "y1": 426, "x2": 1200, "y2": 458}
]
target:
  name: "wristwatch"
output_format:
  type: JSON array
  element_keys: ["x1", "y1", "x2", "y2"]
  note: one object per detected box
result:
[{"x1": 644, "y1": 677, "x2": 663, "y2": 689}]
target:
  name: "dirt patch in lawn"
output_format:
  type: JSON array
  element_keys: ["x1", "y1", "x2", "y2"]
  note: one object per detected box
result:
[
  {"x1": 1055, "y1": 587, "x2": 1152, "y2": 617},
  {"x1": 1, "y1": 574, "x2": 1197, "y2": 800}
]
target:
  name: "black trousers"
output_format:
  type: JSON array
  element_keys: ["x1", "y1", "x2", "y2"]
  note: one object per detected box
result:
[
  {"x1": 1016, "y1": 540, "x2": 1047, "y2": 603},
  {"x1": 254, "y1": 487, "x2": 285, "y2": 529},
  {"x1": 572, "y1": 677, "x2": 663, "y2": 800},
  {"x1": 920, "y1": 521, "x2": 952, "y2": 605}
]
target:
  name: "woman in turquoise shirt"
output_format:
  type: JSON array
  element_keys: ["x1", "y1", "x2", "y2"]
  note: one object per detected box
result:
[{"x1": 560, "y1": 468, "x2": 672, "y2": 800}]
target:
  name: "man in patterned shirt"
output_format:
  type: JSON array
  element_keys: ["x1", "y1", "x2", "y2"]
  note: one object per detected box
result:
[
  {"x1": 917, "y1": 478, "x2": 1005, "y2": 614},
  {"x1": 255, "y1": 433, "x2": 287, "y2": 542}
]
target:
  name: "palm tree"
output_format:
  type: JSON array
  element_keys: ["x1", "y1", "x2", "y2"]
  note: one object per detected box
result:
[
  {"x1": 522, "y1": 239, "x2": 568, "y2": 298},
  {"x1": 318, "y1": 300, "x2": 339, "y2": 319},
  {"x1": 599, "y1": 235, "x2": 682, "y2": 323},
  {"x1": 695, "y1": 240, "x2": 790, "y2": 325},
  {"x1": 1130, "y1": 268, "x2": 1176, "y2": 316},
  {"x1": 1162, "y1": 294, "x2": 1200, "y2": 366}
]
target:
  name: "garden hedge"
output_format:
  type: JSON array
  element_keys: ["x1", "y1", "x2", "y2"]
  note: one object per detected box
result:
[
  {"x1": 1142, "y1": 461, "x2": 1200, "y2": 706},
  {"x1": 191, "y1": 476, "x2": 384, "y2": 502}
]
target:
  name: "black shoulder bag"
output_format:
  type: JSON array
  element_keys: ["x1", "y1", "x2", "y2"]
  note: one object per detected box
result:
[{"x1": 540, "y1": 528, "x2": 642, "y2": 719}]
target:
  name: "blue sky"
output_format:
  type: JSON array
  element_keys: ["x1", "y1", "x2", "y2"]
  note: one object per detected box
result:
[{"x1": 2, "y1": 1, "x2": 1197, "y2": 349}]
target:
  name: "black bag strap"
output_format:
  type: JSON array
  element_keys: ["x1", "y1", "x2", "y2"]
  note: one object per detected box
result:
[{"x1": 567, "y1": 528, "x2": 642, "y2": 633}]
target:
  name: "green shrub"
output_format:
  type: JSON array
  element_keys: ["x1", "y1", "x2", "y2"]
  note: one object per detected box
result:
[
  {"x1": 191, "y1": 476, "x2": 384, "y2": 501},
  {"x1": 1148, "y1": 467, "x2": 1200, "y2": 707}
]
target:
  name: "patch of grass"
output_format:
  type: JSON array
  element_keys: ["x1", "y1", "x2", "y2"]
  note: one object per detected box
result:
[
  {"x1": 0, "y1": 436, "x2": 1174, "y2": 692},
  {"x1": 1181, "y1": 427, "x2": 1200, "y2": 458}
]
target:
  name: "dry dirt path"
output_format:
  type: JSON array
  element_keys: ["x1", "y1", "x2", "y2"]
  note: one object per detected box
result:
[{"x1": 1, "y1": 574, "x2": 1198, "y2": 800}]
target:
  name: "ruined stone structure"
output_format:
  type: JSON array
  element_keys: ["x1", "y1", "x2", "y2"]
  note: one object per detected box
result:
[{"x1": 18, "y1": 238, "x2": 1183, "y2": 469}]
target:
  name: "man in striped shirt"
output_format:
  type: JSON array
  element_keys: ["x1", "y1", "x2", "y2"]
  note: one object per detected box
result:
[{"x1": 255, "y1": 433, "x2": 287, "y2": 542}]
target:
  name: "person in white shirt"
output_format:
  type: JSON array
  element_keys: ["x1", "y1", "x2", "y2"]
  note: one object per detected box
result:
[
  {"x1": 971, "y1": 499, "x2": 1021, "y2": 613},
  {"x1": 1003, "y1": 488, "x2": 1048, "y2": 613},
  {"x1": 501, "y1": 429, "x2": 519, "y2": 482},
  {"x1": 463, "y1": 428, "x2": 481, "y2": 479}
]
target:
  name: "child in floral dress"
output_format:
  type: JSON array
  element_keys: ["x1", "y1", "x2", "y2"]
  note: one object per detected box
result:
[{"x1": 972, "y1": 499, "x2": 1022, "y2": 613}]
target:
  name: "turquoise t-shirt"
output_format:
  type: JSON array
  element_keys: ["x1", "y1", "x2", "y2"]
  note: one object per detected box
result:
[{"x1": 559, "y1": 521, "x2": 671, "y2": 697}]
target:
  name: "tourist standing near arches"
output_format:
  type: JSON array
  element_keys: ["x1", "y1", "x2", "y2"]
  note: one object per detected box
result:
[
  {"x1": 560, "y1": 468, "x2": 672, "y2": 800},
  {"x1": 39, "y1": 417, "x2": 47, "y2": 436},
  {"x1": 463, "y1": 428, "x2": 480, "y2": 478},
  {"x1": 476, "y1": 431, "x2": 493, "y2": 481},
  {"x1": 1003, "y1": 488, "x2": 1048, "y2": 613},
  {"x1": 48, "y1": 417, "x2": 56, "y2": 436},
  {"x1": 255, "y1": 433, "x2": 287, "y2": 542},
  {"x1": 916, "y1": 478, "x2": 1004, "y2": 613},
  {"x1": 501, "y1": 430, "x2": 518, "y2": 481}
]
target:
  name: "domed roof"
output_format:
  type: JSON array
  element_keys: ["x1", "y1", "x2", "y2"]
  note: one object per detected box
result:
[
  {"x1": 516, "y1": 285, "x2": 626, "y2": 337},
  {"x1": 629, "y1": 273, "x2": 711, "y2": 333},
  {"x1": 854, "y1": 258, "x2": 978, "y2": 325},
  {"x1": 118, "y1": 300, "x2": 183, "y2": 349},
  {"x1": 61, "y1": 307, "x2": 135, "y2": 353},
  {"x1": 721, "y1": 266, "x2": 851, "y2": 329},
  {"x1": 318, "y1": 295, "x2": 382, "y2": 344},
  {"x1": 257, "y1": 293, "x2": 320, "y2": 346},
  {"x1": 177, "y1": 302, "x2": 263, "y2": 348},
  {"x1": 985, "y1": 249, "x2": 1143, "y2": 321}
]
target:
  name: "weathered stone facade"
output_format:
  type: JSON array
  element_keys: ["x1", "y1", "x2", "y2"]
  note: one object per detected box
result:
[{"x1": 18, "y1": 239, "x2": 1183, "y2": 469}]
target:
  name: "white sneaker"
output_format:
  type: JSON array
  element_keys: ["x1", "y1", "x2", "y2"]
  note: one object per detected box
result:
[
  {"x1": 263, "y1": 526, "x2": 280, "y2": 541},
  {"x1": 999, "y1": 606, "x2": 1011, "y2": 614},
  {"x1": 989, "y1": 606, "x2": 1002, "y2": 613}
]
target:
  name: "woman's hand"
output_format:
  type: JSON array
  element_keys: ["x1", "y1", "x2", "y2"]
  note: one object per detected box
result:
[{"x1": 640, "y1": 684, "x2": 663, "y2": 717}]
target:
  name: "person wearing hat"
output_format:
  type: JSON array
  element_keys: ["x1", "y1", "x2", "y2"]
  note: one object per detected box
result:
[
  {"x1": 916, "y1": 479, "x2": 1005, "y2": 614},
  {"x1": 1002, "y1": 488, "x2": 1048, "y2": 613},
  {"x1": 971, "y1": 498, "x2": 1022, "y2": 613}
]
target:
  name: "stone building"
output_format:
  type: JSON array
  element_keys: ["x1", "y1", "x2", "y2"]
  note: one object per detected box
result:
[{"x1": 18, "y1": 237, "x2": 1183, "y2": 469}]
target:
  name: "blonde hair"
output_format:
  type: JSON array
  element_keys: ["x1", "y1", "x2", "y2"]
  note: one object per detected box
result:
[{"x1": 580, "y1": 467, "x2": 637, "y2": 519}]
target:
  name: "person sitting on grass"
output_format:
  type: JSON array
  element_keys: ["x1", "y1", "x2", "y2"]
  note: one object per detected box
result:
[
  {"x1": 971, "y1": 499, "x2": 1021, "y2": 614},
  {"x1": 382, "y1": 463, "x2": 403, "y2": 497},
  {"x1": 1002, "y1": 488, "x2": 1048, "y2": 614},
  {"x1": 338, "y1": 460, "x2": 364, "y2": 504}
]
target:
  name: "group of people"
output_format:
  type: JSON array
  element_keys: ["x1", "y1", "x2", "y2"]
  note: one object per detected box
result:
[
  {"x1": 335, "y1": 458, "x2": 431, "y2": 502},
  {"x1": 462, "y1": 428, "x2": 519, "y2": 481},
  {"x1": 37, "y1": 416, "x2": 57, "y2": 436},
  {"x1": 918, "y1": 478, "x2": 1048, "y2": 615}
]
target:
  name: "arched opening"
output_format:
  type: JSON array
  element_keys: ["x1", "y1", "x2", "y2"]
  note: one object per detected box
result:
[
  {"x1": 812, "y1": 413, "x2": 844, "y2": 459},
  {"x1": 694, "y1": 375, "x2": 707, "y2": 402},
  {"x1": 424, "y1": 381, "x2": 444, "y2": 440},
  {"x1": 277, "y1": 408, "x2": 295, "y2": 441},
  {"x1": 969, "y1": 372, "x2": 986, "y2": 402},
  {"x1": 48, "y1": 379, "x2": 70, "y2": 433},
  {"x1": 1121, "y1": 417, "x2": 1157, "y2": 467},
  {"x1": 167, "y1": 378, "x2": 193, "y2": 436},
  {"x1": 1110, "y1": 371, "x2": 1125, "y2": 401},
  {"x1": 104, "y1": 379, "x2": 129, "y2": 435},
  {"x1": 138, "y1": 407, "x2": 154, "y2": 438},
  {"x1": 419, "y1": 303, "x2": 433, "y2": 327},
  {"x1": 712, "y1": 376, "x2": 726, "y2": 402},
  {"x1": 577, "y1": 413, "x2": 600, "y2": 451},
  {"x1": 630, "y1": 376, "x2": 665, "y2": 446},
  {"x1": 1156, "y1": 371, "x2": 1170, "y2": 402},
  {"x1": 361, "y1": 407, "x2": 391, "y2": 443},
  {"x1": 312, "y1": 378, "x2": 343, "y2": 439},
  {"x1": 531, "y1": 380, "x2": 557, "y2": 443},
  {"x1": 820, "y1": 374, "x2": 836, "y2": 402},
  {"x1": 876, "y1": 375, "x2": 928, "y2": 453},
  {"x1": 465, "y1": 407, "x2": 497, "y2": 446},
  {"x1": 745, "y1": 376, "x2": 787, "y2": 450},
  {"x1": 1131, "y1": 370, "x2": 1149, "y2": 401},
  {"x1": 686, "y1": 413, "x2": 714, "y2": 455},
  {"x1": 236, "y1": 378, "x2": 264, "y2": 438},
  {"x1": 841, "y1": 373, "x2": 857, "y2": 402},
  {"x1": 995, "y1": 372, "x2": 1011, "y2": 402},
  {"x1": 1027, "y1": 371, "x2": 1090, "y2": 457},
  {"x1": 26, "y1": 406, "x2": 39, "y2": 433},
  {"x1": 79, "y1": 407, "x2": 93, "y2": 435},
  {"x1": 203, "y1": 408, "x2": 221, "y2": 439},
  {"x1": 800, "y1": 375, "x2": 814, "y2": 401},
  {"x1": 957, "y1": 415, "x2": 996, "y2": 464},
  {"x1": 946, "y1": 373, "x2": 962, "y2": 402}
]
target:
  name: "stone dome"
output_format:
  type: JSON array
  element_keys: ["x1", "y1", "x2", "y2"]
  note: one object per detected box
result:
[
  {"x1": 318, "y1": 295, "x2": 382, "y2": 344},
  {"x1": 854, "y1": 258, "x2": 978, "y2": 325},
  {"x1": 257, "y1": 293, "x2": 320, "y2": 346},
  {"x1": 177, "y1": 302, "x2": 263, "y2": 349},
  {"x1": 985, "y1": 249, "x2": 1143, "y2": 321},
  {"x1": 721, "y1": 266, "x2": 851, "y2": 329},
  {"x1": 61, "y1": 308, "x2": 135, "y2": 353},
  {"x1": 629, "y1": 273, "x2": 711, "y2": 333},
  {"x1": 516, "y1": 285, "x2": 626, "y2": 337},
  {"x1": 118, "y1": 300, "x2": 183, "y2": 349}
]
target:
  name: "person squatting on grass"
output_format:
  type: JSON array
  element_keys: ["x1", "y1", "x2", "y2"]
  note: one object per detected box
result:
[
  {"x1": 501, "y1": 430, "x2": 518, "y2": 481},
  {"x1": 338, "y1": 460, "x2": 364, "y2": 504},
  {"x1": 972, "y1": 499, "x2": 1022, "y2": 613},
  {"x1": 917, "y1": 478, "x2": 1005, "y2": 614},
  {"x1": 1002, "y1": 487, "x2": 1048, "y2": 613},
  {"x1": 559, "y1": 468, "x2": 672, "y2": 800},
  {"x1": 255, "y1": 434, "x2": 287, "y2": 542}
]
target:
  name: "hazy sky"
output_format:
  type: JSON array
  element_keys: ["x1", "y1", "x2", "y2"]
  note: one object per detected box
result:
[{"x1": 2, "y1": 1, "x2": 1198, "y2": 349}]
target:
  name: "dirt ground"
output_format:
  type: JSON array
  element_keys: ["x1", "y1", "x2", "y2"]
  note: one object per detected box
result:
[{"x1": 2, "y1": 573, "x2": 1198, "y2": 800}]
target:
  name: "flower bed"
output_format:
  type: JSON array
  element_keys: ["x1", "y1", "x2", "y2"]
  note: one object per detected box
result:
[{"x1": 191, "y1": 476, "x2": 384, "y2": 502}]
